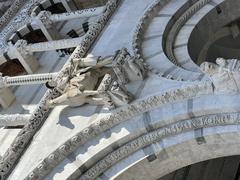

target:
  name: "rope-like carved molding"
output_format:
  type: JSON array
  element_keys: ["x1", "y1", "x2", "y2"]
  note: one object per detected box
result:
[
  {"x1": 0, "y1": 1, "x2": 119, "y2": 179},
  {"x1": 132, "y1": 0, "x2": 171, "y2": 59},
  {"x1": 165, "y1": 0, "x2": 211, "y2": 65},
  {"x1": 24, "y1": 82, "x2": 213, "y2": 180},
  {"x1": 0, "y1": 114, "x2": 30, "y2": 126},
  {"x1": 79, "y1": 112, "x2": 240, "y2": 179},
  {"x1": 131, "y1": 0, "x2": 205, "y2": 80}
]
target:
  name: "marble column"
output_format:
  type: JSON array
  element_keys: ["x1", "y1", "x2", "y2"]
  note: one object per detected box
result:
[
  {"x1": 9, "y1": 40, "x2": 39, "y2": 74},
  {"x1": 32, "y1": 11, "x2": 61, "y2": 41}
]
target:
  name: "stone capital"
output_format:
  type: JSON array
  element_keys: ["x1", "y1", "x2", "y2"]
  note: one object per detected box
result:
[
  {"x1": 13, "y1": 39, "x2": 31, "y2": 56},
  {"x1": 36, "y1": 10, "x2": 53, "y2": 28}
]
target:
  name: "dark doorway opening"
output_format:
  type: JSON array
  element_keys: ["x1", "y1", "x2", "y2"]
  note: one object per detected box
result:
[
  {"x1": 0, "y1": 59, "x2": 26, "y2": 76},
  {"x1": 46, "y1": 3, "x2": 67, "y2": 14},
  {"x1": 23, "y1": 29, "x2": 48, "y2": 44}
]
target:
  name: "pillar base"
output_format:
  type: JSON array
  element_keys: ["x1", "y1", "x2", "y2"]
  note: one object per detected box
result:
[{"x1": 0, "y1": 88, "x2": 15, "y2": 109}]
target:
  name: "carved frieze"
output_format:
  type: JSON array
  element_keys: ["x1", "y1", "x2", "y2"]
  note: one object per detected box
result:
[{"x1": 0, "y1": 0, "x2": 120, "y2": 179}]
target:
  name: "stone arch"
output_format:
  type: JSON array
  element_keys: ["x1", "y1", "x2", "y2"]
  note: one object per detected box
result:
[
  {"x1": 188, "y1": 0, "x2": 240, "y2": 64},
  {"x1": 25, "y1": 92, "x2": 240, "y2": 179},
  {"x1": 105, "y1": 128, "x2": 240, "y2": 180}
]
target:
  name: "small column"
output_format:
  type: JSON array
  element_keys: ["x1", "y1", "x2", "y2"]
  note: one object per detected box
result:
[
  {"x1": 10, "y1": 40, "x2": 39, "y2": 74},
  {"x1": 0, "y1": 88, "x2": 15, "y2": 109},
  {"x1": 32, "y1": 11, "x2": 61, "y2": 41}
]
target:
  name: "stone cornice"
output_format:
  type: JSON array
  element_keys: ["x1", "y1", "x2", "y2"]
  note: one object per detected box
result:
[
  {"x1": 24, "y1": 82, "x2": 213, "y2": 179},
  {"x1": 79, "y1": 111, "x2": 240, "y2": 179}
]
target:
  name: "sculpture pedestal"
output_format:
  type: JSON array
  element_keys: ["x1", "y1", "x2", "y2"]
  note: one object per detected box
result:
[{"x1": 0, "y1": 88, "x2": 15, "y2": 109}]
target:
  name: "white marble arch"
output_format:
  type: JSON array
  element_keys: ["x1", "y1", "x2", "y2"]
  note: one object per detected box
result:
[
  {"x1": 104, "y1": 127, "x2": 240, "y2": 180},
  {"x1": 41, "y1": 93, "x2": 240, "y2": 180}
]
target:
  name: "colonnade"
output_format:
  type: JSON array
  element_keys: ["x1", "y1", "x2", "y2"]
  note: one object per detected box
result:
[{"x1": 0, "y1": 4, "x2": 105, "y2": 109}]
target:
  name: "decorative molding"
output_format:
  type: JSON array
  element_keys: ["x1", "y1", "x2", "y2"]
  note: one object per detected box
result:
[
  {"x1": 0, "y1": 0, "x2": 119, "y2": 179},
  {"x1": 0, "y1": 114, "x2": 30, "y2": 126},
  {"x1": 79, "y1": 112, "x2": 240, "y2": 180},
  {"x1": 0, "y1": 0, "x2": 28, "y2": 31},
  {"x1": 131, "y1": 0, "x2": 210, "y2": 79},
  {"x1": 24, "y1": 82, "x2": 213, "y2": 180},
  {"x1": 0, "y1": 0, "x2": 234, "y2": 179},
  {"x1": 165, "y1": 0, "x2": 210, "y2": 65}
]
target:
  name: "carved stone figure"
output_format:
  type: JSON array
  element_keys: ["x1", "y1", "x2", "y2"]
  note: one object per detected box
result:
[
  {"x1": 200, "y1": 58, "x2": 240, "y2": 94},
  {"x1": 46, "y1": 55, "x2": 133, "y2": 108},
  {"x1": 47, "y1": 66, "x2": 112, "y2": 107},
  {"x1": 112, "y1": 48, "x2": 146, "y2": 84},
  {"x1": 108, "y1": 80, "x2": 134, "y2": 106}
]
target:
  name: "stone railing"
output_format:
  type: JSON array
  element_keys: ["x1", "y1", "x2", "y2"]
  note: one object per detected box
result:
[
  {"x1": 0, "y1": 0, "x2": 119, "y2": 179},
  {"x1": 24, "y1": 81, "x2": 213, "y2": 180}
]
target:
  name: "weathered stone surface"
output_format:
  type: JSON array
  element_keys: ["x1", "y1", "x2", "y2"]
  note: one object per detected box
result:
[{"x1": 1, "y1": 0, "x2": 240, "y2": 180}]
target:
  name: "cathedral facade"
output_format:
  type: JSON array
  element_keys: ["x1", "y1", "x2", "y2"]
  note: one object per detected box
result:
[{"x1": 0, "y1": 0, "x2": 240, "y2": 179}]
